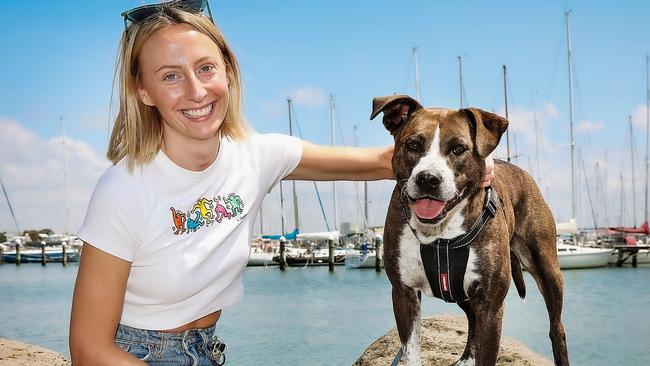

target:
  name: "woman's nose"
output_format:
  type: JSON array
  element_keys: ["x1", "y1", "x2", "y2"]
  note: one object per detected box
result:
[{"x1": 186, "y1": 74, "x2": 208, "y2": 103}]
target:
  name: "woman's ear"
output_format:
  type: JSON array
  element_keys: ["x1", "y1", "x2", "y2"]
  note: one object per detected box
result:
[{"x1": 138, "y1": 86, "x2": 155, "y2": 107}]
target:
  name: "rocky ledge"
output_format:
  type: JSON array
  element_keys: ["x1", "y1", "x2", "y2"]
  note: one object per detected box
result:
[
  {"x1": 353, "y1": 314, "x2": 552, "y2": 366},
  {"x1": 0, "y1": 338, "x2": 69, "y2": 366}
]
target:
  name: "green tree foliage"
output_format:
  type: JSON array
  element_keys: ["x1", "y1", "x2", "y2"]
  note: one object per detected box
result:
[
  {"x1": 23, "y1": 230, "x2": 41, "y2": 243},
  {"x1": 0, "y1": 232, "x2": 6, "y2": 243}
]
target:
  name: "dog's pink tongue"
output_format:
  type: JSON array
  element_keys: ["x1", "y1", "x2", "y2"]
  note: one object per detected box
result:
[{"x1": 412, "y1": 198, "x2": 446, "y2": 219}]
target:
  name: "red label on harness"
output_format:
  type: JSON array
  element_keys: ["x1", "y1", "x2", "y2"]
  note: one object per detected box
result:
[{"x1": 440, "y1": 273, "x2": 449, "y2": 292}]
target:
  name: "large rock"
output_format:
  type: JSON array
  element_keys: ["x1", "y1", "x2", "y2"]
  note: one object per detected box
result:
[
  {"x1": 353, "y1": 314, "x2": 552, "y2": 366},
  {"x1": 0, "y1": 338, "x2": 69, "y2": 366}
]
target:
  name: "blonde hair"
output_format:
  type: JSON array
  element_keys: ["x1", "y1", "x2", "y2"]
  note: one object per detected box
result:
[{"x1": 108, "y1": 7, "x2": 249, "y2": 170}]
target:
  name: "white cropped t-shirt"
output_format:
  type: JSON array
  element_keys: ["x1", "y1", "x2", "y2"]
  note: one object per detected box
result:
[{"x1": 77, "y1": 133, "x2": 303, "y2": 330}]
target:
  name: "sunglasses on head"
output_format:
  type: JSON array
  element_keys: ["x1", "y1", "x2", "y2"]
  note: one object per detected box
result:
[{"x1": 121, "y1": 0, "x2": 213, "y2": 28}]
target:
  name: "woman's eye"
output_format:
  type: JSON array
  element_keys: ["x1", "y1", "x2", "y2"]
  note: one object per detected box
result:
[
  {"x1": 162, "y1": 73, "x2": 179, "y2": 82},
  {"x1": 199, "y1": 64, "x2": 216, "y2": 73},
  {"x1": 452, "y1": 145, "x2": 467, "y2": 156}
]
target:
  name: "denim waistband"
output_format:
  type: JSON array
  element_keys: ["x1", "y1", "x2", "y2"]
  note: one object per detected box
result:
[{"x1": 115, "y1": 323, "x2": 217, "y2": 348}]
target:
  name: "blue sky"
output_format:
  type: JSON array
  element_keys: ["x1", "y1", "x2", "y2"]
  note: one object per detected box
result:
[{"x1": 1, "y1": 0, "x2": 649, "y2": 234}]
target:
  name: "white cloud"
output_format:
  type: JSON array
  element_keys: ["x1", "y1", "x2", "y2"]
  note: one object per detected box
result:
[
  {"x1": 0, "y1": 118, "x2": 109, "y2": 234},
  {"x1": 577, "y1": 120, "x2": 605, "y2": 132},
  {"x1": 289, "y1": 86, "x2": 328, "y2": 108},
  {"x1": 631, "y1": 104, "x2": 649, "y2": 130},
  {"x1": 543, "y1": 103, "x2": 559, "y2": 119}
]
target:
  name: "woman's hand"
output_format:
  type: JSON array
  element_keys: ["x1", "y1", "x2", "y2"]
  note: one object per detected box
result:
[{"x1": 479, "y1": 155, "x2": 495, "y2": 188}]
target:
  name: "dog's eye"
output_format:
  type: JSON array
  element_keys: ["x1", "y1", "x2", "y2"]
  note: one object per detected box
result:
[
  {"x1": 451, "y1": 145, "x2": 467, "y2": 156},
  {"x1": 406, "y1": 140, "x2": 421, "y2": 152}
]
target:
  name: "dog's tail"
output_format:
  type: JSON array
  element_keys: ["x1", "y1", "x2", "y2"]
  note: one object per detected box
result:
[{"x1": 510, "y1": 252, "x2": 526, "y2": 299}]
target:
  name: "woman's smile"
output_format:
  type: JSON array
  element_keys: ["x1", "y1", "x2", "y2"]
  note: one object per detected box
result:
[{"x1": 181, "y1": 101, "x2": 214, "y2": 120}]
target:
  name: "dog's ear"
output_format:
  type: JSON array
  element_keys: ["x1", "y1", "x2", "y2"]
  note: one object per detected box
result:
[
  {"x1": 370, "y1": 95, "x2": 423, "y2": 135},
  {"x1": 462, "y1": 108, "x2": 509, "y2": 158}
]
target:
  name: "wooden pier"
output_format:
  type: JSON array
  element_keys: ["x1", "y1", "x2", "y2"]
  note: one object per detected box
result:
[{"x1": 612, "y1": 245, "x2": 650, "y2": 267}]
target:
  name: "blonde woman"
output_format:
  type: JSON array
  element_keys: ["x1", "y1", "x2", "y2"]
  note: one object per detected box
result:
[{"x1": 69, "y1": 1, "x2": 493, "y2": 364}]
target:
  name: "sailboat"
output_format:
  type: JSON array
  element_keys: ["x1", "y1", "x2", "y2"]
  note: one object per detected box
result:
[{"x1": 555, "y1": 12, "x2": 612, "y2": 269}]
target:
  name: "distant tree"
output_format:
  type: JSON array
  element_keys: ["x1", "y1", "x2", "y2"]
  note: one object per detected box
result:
[
  {"x1": 0, "y1": 232, "x2": 6, "y2": 243},
  {"x1": 23, "y1": 230, "x2": 40, "y2": 243},
  {"x1": 39, "y1": 228, "x2": 54, "y2": 235}
]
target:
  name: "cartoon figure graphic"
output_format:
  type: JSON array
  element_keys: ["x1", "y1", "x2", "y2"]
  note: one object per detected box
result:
[
  {"x1": 214, "y1": 196, "x2": 232, "y2": 223},
  {"x1": 170, "y1": 207, "x2": 187, "y2": 235},
  {"x1": 187, "y1": 209, "x2": 204, "y2": 232},
  {"x1": 192, "y1": 198, "x2": 215, "y2": 226},
  {"x1": 225, "y1": 193, "x2": 244, "y2": 217}
]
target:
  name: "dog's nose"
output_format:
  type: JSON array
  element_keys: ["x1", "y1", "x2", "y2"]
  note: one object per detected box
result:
[{"x1": 415, "y1": 172, "x2": 441, "y2": 191}]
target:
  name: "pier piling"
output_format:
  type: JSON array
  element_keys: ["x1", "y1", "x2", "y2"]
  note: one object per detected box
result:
[
  {"x1": 328, "y1": 239, "x2": 335, "y2": 272},
  {"x1": 279, "y1": 237, "x2": 287, "y2": 271},
  {"x1": 15, "y1": 244, "x2": 21, "y2": 265},
  {"x1": 375, "y1": 237, "x2": 383, "y2": 272},
  {"x1": 62, "y1": 243, "x2": 68, "y2": 266},
  {"x1": 41, "y1": 244, "x2": 46, "y2": 266}
]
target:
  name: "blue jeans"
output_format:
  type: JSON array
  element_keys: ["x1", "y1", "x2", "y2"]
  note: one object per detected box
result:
[{"x1": 115, "y1": 323, "x2": 226, "y2": 365}]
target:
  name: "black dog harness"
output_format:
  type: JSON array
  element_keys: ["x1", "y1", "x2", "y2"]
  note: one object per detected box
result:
[{"x1": 403, "y1": 187, "x2": 498, "y2": 303}]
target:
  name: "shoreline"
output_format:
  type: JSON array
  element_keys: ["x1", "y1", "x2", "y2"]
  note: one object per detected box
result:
[{"x1": 0, "y1": 338, "x2": 69, "y2": 366}]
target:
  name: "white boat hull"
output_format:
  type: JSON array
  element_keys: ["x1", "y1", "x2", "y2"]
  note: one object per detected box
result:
[
  {"x1": 247, "y1": 251, "x2": 277, "y2": 266},
  {"x1": 557, "y1": 244, "x2": 613, "y2": 269},
  {"x1": 345, "y1": 251, "x2": 382, "y2": 269}
]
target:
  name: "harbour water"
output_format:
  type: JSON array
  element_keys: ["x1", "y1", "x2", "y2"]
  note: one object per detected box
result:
[{"x1": 0, "y1": 263, "x2": 648, "y2": 365}]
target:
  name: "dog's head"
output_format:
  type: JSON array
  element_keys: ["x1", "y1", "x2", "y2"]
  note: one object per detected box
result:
[{"x1": 371, "y1": 95, "x2": 508, "y2": 226}]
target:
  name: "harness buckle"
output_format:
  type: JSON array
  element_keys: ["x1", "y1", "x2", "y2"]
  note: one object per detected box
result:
[{"x1": 486, "y1": 192, "x2": 497, "y2": 218}]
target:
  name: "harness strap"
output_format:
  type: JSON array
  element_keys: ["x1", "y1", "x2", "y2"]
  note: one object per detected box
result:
[
  {"x1": 428, "y1": 187, "x2": 497, "y2": 249},
  {"x1": 401, "y1": 187, "x2": 499, "y2": 303}
]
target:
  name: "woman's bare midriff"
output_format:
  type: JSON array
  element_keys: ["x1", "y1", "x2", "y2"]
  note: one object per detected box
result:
[{"x1": 161, "y1": 310, "x2": 222, "y2": 332}]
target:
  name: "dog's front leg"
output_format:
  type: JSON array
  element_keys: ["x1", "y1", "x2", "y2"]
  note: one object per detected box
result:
[
  {"x1": 392, "y1": 284, "x2": 422, "y2": 366},
  {"x1": 473, "y1": 302, "x2": 504, "y2": 366}
]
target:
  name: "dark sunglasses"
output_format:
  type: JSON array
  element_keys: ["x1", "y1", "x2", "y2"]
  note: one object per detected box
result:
[{"x1": 121, "y1": 0, "x2": 213, "y2": 29}]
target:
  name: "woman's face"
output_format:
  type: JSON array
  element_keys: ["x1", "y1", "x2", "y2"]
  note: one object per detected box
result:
[{"x1": 137, "y1": 23, "x2": 229, "y2": 146}]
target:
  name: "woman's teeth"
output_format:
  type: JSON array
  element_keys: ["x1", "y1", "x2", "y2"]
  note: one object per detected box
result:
[{"x1": 182, "y1": 103, "x2": 213, "y2": 118}]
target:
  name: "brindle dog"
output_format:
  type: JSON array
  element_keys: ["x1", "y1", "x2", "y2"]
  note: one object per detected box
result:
[{"x1": 371, "y1": 95, "x2": 569, "y2": 366}]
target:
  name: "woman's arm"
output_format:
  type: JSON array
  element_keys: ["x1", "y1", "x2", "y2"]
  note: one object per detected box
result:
[
  {"x1": 286, "y1": 142, "x2": 494, "y2": 187},
  {"x1": 286, "y1": 142, "x2": 393, "y2": 181},
  {"x1": 69, "y1": 243, "x2": 145, "y2": 366}
]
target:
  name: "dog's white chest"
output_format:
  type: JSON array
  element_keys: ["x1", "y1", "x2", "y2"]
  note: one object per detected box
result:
[{"x1": 397, "y1": 210, "x2": 481, "y2": 298}]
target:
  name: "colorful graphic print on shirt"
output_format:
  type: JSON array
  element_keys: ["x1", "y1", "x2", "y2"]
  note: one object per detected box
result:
[{"x1": 170, "y1": 193, "x2": 244, "y2": 235}]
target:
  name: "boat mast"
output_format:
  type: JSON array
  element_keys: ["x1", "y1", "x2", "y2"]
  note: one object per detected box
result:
[
  {"x1": 287, "y1": 98, "x2": 299, "y2": 231},
  {"x1": 603, "y1": 149, "x2": 609, "y2": 227},
  {"x1": 502, "y1": 65, "x2": 511, "y2": 162},
  {"x1": 330, "y1": 94, "x2": 338, "y2": 231},
  {"x1": 0, "y1": 174, "x2": 21, "y2": 234},
  {"x1": 353, "y1": 125, "x2": 369, "y2": 229},
  {"x1": 279, "y1": 180, "x2": 286, "y2": 235},
  {"x1": 620, "y1": 174, "x2": 624, "y2": 226},
  {"x1": 413, "y1": 47, "x2": 421, "y2": 101},
  {"x1": 629, "y1": 115, "x2": 637, "y2": 227},
  {"x1": 533, "y1": 92, "x2": 542, "y2": 184},
  {"x1": 458, "y1": 56, "x2": 464, "y2": 108},
  {"x1": 565, "y1": 11, "x2": 577, "y2": 221},
  {"x1": 61, "y1": 116, "x2": 70, "y2": 235},
  {"x1": 643, "y1": 55, "x2": 650, "y2": 226}
]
